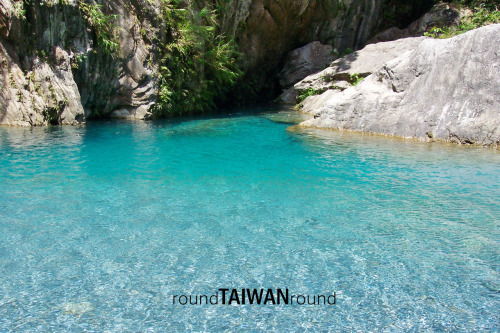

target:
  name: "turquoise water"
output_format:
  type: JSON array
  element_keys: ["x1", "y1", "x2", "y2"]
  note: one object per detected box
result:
[{"x1": 0, "y1": 107, "x2": 499, "y2": 332}]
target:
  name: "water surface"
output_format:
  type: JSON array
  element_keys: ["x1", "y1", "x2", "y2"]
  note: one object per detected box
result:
[{"x1": 0, "y1": 107, "x2": 499, "y2": 331}]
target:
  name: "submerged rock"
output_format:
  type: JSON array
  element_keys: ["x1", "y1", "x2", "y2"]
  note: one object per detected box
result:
[
  {"x1": 61, "y1": 302, "x2": 94, "y2": 315},
  {"x1": 299, "y1": 25, "x2": 500, "y2": 147}
]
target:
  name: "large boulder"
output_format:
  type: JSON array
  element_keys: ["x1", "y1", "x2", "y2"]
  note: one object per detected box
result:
[
  {"x1": 278, "y1": 41, "x2": 335, "y2": 90},
  {"x1": 0, "y1": 0, "x2": 156, "y2": 125},
  {"x1": 290, "y1": 36, "x2": 425, "y2": 104},
  {"x1": 0, "y1": 2, "x2": 87, "y2": 126},
  {"x1": 299, "y1": 25, "x2": 500, "y2": 147},
  {"x1": 0, "y1": 44, "x2": 85, "y2": 126},
  {"x1": 222, "y1": 0, "x2": 383, "y2": 99}
]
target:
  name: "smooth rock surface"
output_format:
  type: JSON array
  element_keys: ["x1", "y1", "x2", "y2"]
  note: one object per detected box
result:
[
  {"x1": 278, "y1": 41, "x2": 335, "y2": 90},
  {"x1": 0, "y1": 44, "x2": 85, "y2": 126},
  {"x1": 299, "y1": 25, "x2": 500, "y2": 147},
  {"x1": 292, "y1": 37, "x2": 425, "y2": 105}
]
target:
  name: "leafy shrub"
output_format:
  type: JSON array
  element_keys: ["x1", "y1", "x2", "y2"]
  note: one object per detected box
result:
[
  {"x1": 423, "y1": 26, "x2": 445, "y2": 37},
  {"x1": 78, "y1": 1, "x2": 119, "y2": 55},
  {"x1": 152, "y1": 0, "x2": 241, "y2": 117},
  {"x1": 350, "y1": 73, "x2": 364, "y2": 86},
  {"x1": 342, "y1": 48, "x2": 355, "y2": 56},
  {"x1": 425, "y1": 0, "x2": 499, "y2": 38},
  {"x1": 297, "y1": 88, "x2": 321, "y2": 103}
]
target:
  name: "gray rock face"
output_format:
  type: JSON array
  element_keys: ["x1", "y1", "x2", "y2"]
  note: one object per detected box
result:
[
  {"x1": 0, "y1": 0, "x2": 156, "y2": 124},
  {"x1": 278, "y1": 41, "x2": 336, "y2": 104},
  {"x1": 0, "y1": 0, "x2": 384, "y2": 125},
  {"x1": 369, "y1": 2, "x2": 463, "y2": 43},
  {"x1": 299, "y1": 25, "x2": 500, "y2": 147},
  {"x1": 0, "y1": 1, "x2": 87, "y2": 125},
  {"x1": 0, "y1": 44, "x2": 84, "y2": 125},
  {"x1": 77, "y1": 0, "x2": 157, "y2": 120},
  {"x1": 222, "y1": 0, "x2": 383, "y2": 92},
  {"x1": 278, "y1": 41, "x2": 335, "y2": 90},
  {"x1": 291, "y1": 37, "x2": 425, "y2": 105}
]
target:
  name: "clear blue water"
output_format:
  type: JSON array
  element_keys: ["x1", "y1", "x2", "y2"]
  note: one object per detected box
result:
[{"x1": 0, "y1": 107, "x2": 499, "y2": 332}]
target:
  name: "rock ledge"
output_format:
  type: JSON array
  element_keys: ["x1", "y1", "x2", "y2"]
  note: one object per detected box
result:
[{"x1": 298, "y1": 25, "x2": 500, "y2": 148}]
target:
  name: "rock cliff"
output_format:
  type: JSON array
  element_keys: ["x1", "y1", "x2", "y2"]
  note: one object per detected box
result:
[
  {"x1": 298, "y1": 25, "x2": 500, "y2": 147},
  {"x1": 0, "y1": 0, "x2": 382, "y2": 125},
  {"x1": 0, "y1": 0, "x2": 157, "y2": 125}
]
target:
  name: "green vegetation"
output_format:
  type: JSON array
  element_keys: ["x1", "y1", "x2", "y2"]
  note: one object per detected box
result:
[
  {"x1": 350, "y1": 73, "x2": 364, "y2": 86},
  {"x1": 10, "y1": 1, "x2": 26, "y2": 19},
  {"x1": 423, "y1": 26, "x2": 446, "y2": 38},
  {"x1": 297, "y1": 88, "x2": 322, "y2": 103},
  {"x1": 332, "y1": 47, "x2": 355, "y2": 58},
  {"x1": 71, "y1": 53, "x2": 88, "y2": 69},
  {"x1": 10, "y1": 0, "x2": 238, "y2": 117},
  {"x1": 425, "y1": 1, "x2": 500, "y2": 38},
  {"x1": 78, "y1": 1, "x2": 119, "y2": 55},
  {"x1": 152, "y1": 0, "x2": 241, "y2": 117},
  {"x1": 342, "y1": 48, "x2": 355, "y2": 56}
]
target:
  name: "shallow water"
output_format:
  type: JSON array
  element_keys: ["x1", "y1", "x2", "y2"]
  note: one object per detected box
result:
[{"x1": 0, "y1": 107, "x2": 499, "y2": 332}]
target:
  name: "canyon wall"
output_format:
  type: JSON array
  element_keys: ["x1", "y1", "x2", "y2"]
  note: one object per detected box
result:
[{"x1": 0, "y1": 0, "x2": 382, "y2": 125}]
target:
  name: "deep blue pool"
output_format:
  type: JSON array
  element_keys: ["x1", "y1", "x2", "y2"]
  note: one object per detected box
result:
[{"x1": 0, "y1": 107, "x2": 499, "y2": 331}]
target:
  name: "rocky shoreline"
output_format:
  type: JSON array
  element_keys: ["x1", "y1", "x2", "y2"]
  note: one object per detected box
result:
[
  {"x1": 1, "y1": 1, "x2": 498, "y2": 147},
  {"x1": 294, "y1": 25, "x2": 499, "y2": 148},
  {"x1": 0, "y1": 0, "x2": 381, "y2": 125}
]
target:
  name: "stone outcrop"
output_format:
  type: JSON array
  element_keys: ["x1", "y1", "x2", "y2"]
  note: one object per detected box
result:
[
  {"x1": 77, "y1": 0, "x2": 157, "y2": 120},
  {"x1": 289, "y1": 37, "x2": 425, "y2": 104},
  {"x1": 0, "y1": 44, "x2": 85, "y2": 125},
  {"x1": 369, "y1": 2, "x2": 463, "y2": 43},
  {"x1": 0, "y1": 1, "x2": 87, "y2": 125},
  {"x1": 0, "y1": 0, "x2": 156, "y2": 125},
  {"x1": 278, "y1": 41, "x2": 336, "y2": 104},
  {"x1": 278, "y1": 41, "x2": 335, "y2": 90},
  {"x1": 298, "y1": 25, "x2": 500, "y2": 147},
  {"x1": 0, "y1": 0, "x2": 383, "y2": 125},
  {"x1": 224, "y1": 0, "x2": 382, "y2": 99},
  {"x1": 281, "y1": 1, "x2": 466, "y2": 105}
]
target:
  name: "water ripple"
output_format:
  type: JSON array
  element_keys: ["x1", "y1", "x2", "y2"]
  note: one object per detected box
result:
[{"x1": 0, "y1": 109, "x2": 499, "y2": 331}]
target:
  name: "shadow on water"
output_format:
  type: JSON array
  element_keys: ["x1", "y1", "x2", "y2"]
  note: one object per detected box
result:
[
  {"x1": 0, "y1": 104, "x2": 291, "y2": 151},
  {"x1": 2, "y1": 104, "x2": 498, "y2": 166},
  {"x1": 83, "y1": 103, "x2": 293, "y2": 128}
]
